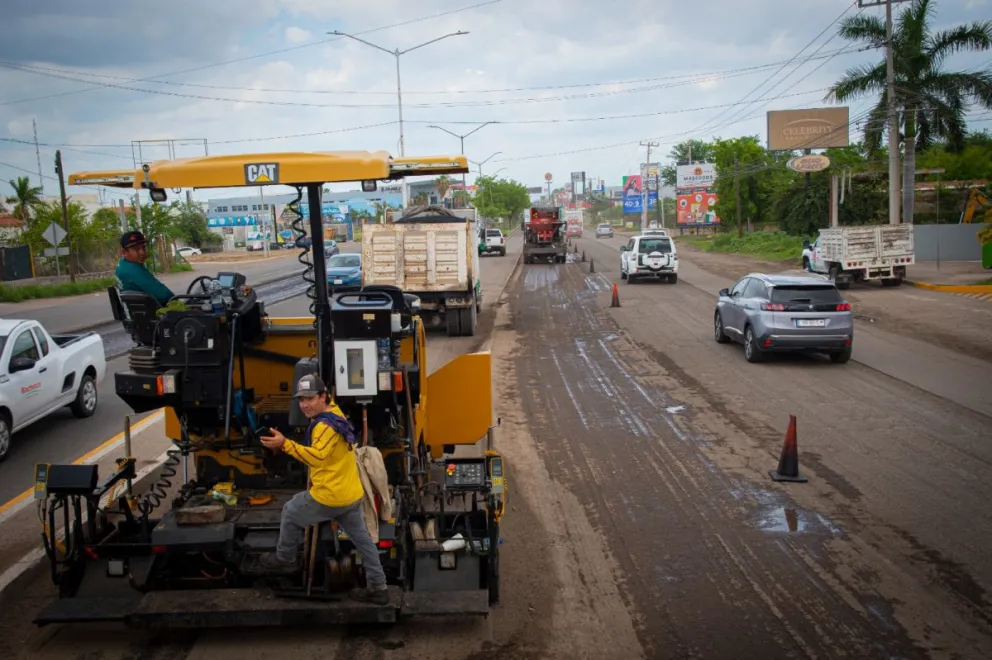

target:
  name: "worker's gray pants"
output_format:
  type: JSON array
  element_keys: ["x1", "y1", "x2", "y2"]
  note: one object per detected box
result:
[{"x1": 276, "y1": 491, "x2": 386, "y2": 586}]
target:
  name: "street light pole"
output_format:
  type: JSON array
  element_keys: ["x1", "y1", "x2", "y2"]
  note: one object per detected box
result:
[
  {"x1": 428, "y1": 122, "x2": 494, "y2": 188},
  {"x1": 329, "y1": 30, "x2": 469, "y2": 209},
  {"x1": 469, "y1": 151, "x2": 502, "y2": 179}
]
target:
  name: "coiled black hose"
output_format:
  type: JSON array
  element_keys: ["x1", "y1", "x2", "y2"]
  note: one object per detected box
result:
[
  {"x1": 287, "y1": 186, "x2": 317, "y2": 325},
  {"x1": 137, "y1": 443, "x2": 180, "y2": 519}
]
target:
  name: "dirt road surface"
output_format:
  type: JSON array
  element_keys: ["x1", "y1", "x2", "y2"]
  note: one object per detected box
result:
[{"x1": 3, "y1": 232, "x2": 990, "y2": 659}]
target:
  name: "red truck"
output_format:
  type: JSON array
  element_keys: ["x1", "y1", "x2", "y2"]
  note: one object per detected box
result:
[{"x1": 522, "y1": 206, "x2": 567, "y2": 264}]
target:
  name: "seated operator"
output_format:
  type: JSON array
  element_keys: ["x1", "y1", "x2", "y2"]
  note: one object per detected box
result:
[
  {"x1": 257, "y1": 374, "x2": 389, "y2": 605},
  {"x1": 115, "y1": 230, "x2": 175, "y2": 307}
]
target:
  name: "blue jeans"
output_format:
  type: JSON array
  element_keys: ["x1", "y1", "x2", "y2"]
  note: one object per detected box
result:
[{"x1": 275, "y1": 491, "x2": 386, "y2": 587}]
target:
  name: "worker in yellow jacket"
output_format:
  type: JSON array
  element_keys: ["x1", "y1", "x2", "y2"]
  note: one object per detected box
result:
[{"x1": 257, "y1": 373, "x2": 388, "y2": 605}]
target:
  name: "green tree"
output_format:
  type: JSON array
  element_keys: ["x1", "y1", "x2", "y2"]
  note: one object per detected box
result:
[
  {"x1": 434, "y1": 176, "x2": 453, "y2": 206},
  {"x1": 169, "y1": 200, "x2": 219, "y2": 248},
  {"x1": 712, "y1": 136, "x2": 768, "y2": 237},
  {"x1": 472, "y1": 176, "x2": 530, "y2": 224},
  {"x1": 827, "y1": 0, "x2": 992, "y2": 223},
  {"x1": 5, "y1": 176, "x2": 45, "y2": 222}
]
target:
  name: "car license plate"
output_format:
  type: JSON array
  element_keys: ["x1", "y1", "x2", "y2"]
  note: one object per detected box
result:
[
  {"x1": 334, "y1": 279, "x2": 342, "y2": 284},
  {"x1": 796, "y1": 319, "x2": 825, "y2": 327}
]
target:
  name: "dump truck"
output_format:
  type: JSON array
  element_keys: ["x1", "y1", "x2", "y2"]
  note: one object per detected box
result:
[
  {"x1": 364, "y1": 206, "x2": 481, "y2": 337},
  {"x1": 523, "y1": 206, "x2": 567, "y2": 264},
  {"x1": 564, "y1": 208, "x2": 584, "y2": 238},
  {"x1": 36, "y1": 152, "x2": 505, "y2": 630},
  {"x1": 802, "y1": 224, "x2": 915, "y2": 288}
]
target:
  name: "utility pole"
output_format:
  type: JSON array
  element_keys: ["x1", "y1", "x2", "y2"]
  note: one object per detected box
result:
[
  {"x1": 33, "y1": 119, "x2": 43, "y2": 191},
  {"x1": 734, "y1": 154, "x2": 743, "y2": 239},
  {"x1": 53, "y1": 150, "x2": 76, "y2": 283},
  {"x1": 639, "y1": 140, "x2": 658, "y2": 230},
  {"x1": 118, "y1": 199, "x2": 127, "y2": 233},
  {"x1": 859, "y1": 0, "x2": 909, "y2": 224}
]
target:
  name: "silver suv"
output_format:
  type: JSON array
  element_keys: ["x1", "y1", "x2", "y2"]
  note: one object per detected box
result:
[
  {"x1": 595, "y1": 223, "x2": 614, "y2": 238},
  {"x1": 713, "y1": 273, "x2": 853, "y2": 364}
]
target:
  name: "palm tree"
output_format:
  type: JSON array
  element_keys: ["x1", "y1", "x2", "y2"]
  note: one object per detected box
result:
[
  {"x1": 5, "y1": 176, "x2": 45, "y2": 222},
  {"x1": 434, "y1": 175, "x2": 453, "y2": 207},
  {"x1": 827, "y1": 0, "x2": 992, "y2": 223}
]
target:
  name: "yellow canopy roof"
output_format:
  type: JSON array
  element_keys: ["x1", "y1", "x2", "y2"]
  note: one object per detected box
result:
[{"x1": 68, "y1": 151, "x2": 469, "y2": 190}]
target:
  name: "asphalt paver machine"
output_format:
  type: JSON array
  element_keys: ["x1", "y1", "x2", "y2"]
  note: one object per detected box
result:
[{"x1": 31, "y1": 152, "x2": 506, "y2": 628}]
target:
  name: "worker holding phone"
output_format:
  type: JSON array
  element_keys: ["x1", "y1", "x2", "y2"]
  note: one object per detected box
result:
[{"x1": 255, "y1": 374, "x2": 388, "y2": 605}]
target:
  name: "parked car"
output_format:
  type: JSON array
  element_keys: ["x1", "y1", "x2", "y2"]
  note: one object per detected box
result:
[
  {"x1": 177, "y1": 246, "x2": 202, "y2": 258},
  {"x1": 595, "y1": 223, "x2": 614, "y2": 239},
  {"x1": 480, "y1": 228, "x2": 506, "y2": 256},
  {"x1": 326, "y1": 253, "x2": 362, "y2": 292},
  {"x1": 0, "y1": 319, "x2": 107, "y2": 461},
  {"x1": 619, "y1": 234, "x2": 679, "y2": 283},
  {"x1": 713, "y1": 273, "x2": 853, "y2": 364}
]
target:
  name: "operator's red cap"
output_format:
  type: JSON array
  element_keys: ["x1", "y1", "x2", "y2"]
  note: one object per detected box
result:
[{"x1": 120, "y1": 230, "x2": 147, "y2": 249}]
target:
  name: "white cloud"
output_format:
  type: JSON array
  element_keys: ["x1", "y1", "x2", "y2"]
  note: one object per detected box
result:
[
  {"x1": 0, "y1": 0, "x2": 989, "y2": 202},
  {"x1": 285, "y1": 27, "x2": 312, "y2": 44}
]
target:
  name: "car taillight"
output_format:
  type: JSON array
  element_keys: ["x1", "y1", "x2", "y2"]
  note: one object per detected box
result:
[
  {"x1": 500, "y1": 237, "x2": 504, "y2": 244},
  {"x1": 760, "y1": 303, "x2": 785, "y2": 311},
  {"x1": 836, "y1": 303, "x2": 851, "y2": 311}
]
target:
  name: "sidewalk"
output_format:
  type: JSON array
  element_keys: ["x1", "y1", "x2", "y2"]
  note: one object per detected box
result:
[
  {"x1": 906, "y1": 260, "x2": 991, "y2": 286},
  {"x1": 0, "y1": 256, "x2": 304, "y2": 334}
]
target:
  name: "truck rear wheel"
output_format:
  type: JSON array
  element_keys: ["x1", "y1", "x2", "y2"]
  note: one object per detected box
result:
[
  {"x1": 446, "y1": 310, "x2": 461, "y2": 337},
  {"x1": 462, "y1": 305, "x2": 477, "y2": 337},
  {"x1": 70, "y1": 374, "x2": 98, "y2": 418}
]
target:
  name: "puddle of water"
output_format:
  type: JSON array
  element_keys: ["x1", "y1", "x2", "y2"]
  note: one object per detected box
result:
[{"x1": 757, "y1": 507, "x2": 806, "y2": 533}]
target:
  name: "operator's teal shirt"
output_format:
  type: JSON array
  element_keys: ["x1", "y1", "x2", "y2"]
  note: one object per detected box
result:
[{"x1": 115, "y1": 258, "x2": 174, "y2": 306}]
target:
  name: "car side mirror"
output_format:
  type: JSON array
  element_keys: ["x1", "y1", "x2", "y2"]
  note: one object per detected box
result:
[
  {"x1": 620, "y1": 245, "x2": 627, "y2": 252},
  {"x1": 802, "y1": 239, "x2": 811, "y2": 249},
  {"x1": 718, "y1": 288, "x2": 730, "y2": 297},
  {"x1": 9, "y1": 356, "x2": 36, "y2": 373}
]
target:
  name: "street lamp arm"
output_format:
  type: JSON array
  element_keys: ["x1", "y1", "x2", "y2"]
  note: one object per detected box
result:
[
  {"x1": 328, "y1": 31, "x2": 395, "y2": 56},
  {"x1": 427, "y1": 125, "x2": 462, "y2": 139},
  {"x1": 462, "y1": 121, "x2": 494, "y2": 138},
  {"x1": 480, "y1": 151, "x2": 502, "y2": 166},
  {"x1": 398, "y1": 31, "x2": 469, "y2": 55}
]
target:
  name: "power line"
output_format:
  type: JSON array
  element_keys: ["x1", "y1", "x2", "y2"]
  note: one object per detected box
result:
[
  {"x1": 0, "y1": 0, "x2": 504, "y2": 107},
  {"x1": 1, "y1": 46, "x2": 869, "y2": 99}
]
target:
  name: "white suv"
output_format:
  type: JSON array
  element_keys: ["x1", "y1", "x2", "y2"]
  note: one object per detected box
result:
[
  {"x1": 620, "y1": 234, "x2": 679, "y2": 284},
  {"x1": 481, "y1": 228, "x2": 506, "y2": 256}
]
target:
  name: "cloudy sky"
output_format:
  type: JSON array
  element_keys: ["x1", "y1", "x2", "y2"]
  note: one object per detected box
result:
[{"x1": 1, "y1": 0, "x2": 990, "y2": 205}]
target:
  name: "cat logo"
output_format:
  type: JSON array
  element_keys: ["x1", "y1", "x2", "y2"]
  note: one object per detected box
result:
[{"x1": 244, "y1": 163, "x2": 279, "y2": 185}]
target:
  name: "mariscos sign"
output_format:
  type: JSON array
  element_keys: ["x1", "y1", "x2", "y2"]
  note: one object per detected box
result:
[
  {"x1": 676, "y1": 163, "x2": 716, "y2": 188},
  {"x1": 766, "y1": 107, "x2": 850, "y2": 151}
]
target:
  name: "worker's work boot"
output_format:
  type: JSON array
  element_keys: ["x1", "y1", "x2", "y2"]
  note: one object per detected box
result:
[
  {"x1": 258, "y1": 552, "x2": 299, "y2": 575},
  {"x1": 350, "y1": 583, "x2": 389, "y2": 605}
]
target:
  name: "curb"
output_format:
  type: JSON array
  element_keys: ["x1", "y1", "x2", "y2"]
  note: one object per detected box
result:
[{"x1": 905, "y1": 280, "x2": 992, "y2": 294}]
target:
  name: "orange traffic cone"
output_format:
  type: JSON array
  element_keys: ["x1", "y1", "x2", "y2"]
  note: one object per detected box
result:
[
  {"x1": 611, "y1": 282, "x2": 621, "y2": 308},
  {"x1": 769, "y1": 415, "x2": 808, "y2": 483},
  {"x1": 589, "y1": 257, "x2": 595, "y2": 273}
]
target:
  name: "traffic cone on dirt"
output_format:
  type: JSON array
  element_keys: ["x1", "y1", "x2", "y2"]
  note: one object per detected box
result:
[
  {"x1": 589, "y1": 257, "x2": 595, "y2": 273},
  {"x1": 611, "y1": 282, "x2": 621, "y2": 308},
  {"x1": 574, "y1": 243, "x2": 579, "y2": 253},
  {"x1": 769, "y1": 415, "x2": 808, "y2": 483},
  {"x1": 581, "y1": 250, "x2": 586, "y2": 262}
]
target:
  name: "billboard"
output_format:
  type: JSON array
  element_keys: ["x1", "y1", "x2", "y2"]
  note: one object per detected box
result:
[
  {"x1": 570, "y1": 171, "x2": 586, "y2": 196},
  {"x1": 676, "y1": 163, "x2": 716, "y2": 189},
  {"x1": 527, "y1": 186, "x2": 544, "y2": 194},
  {"x1": 640, "y1": 163, "x2": 660, "y2": 191},
  {"x1": 766, "y1": 107, "x2": 850, "y2": 151},
  {"x1": 621, "y1": 174, "x2": 657, "y2": 214},
  {"x1": 676, "y1": 191, "x2": 720, "y2": 226}
]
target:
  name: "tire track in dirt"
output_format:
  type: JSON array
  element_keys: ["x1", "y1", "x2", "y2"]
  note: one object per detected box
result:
[{"x1": 510, "y1": 258, "x2": 928, "y2": 659}]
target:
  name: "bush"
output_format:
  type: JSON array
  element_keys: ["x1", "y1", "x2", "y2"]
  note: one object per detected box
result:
[
  {"x1": 0, "y1": 276, "x2": 117, "y2": 302},
  {"x1": 705, "y1": 232, "x2": 804, "y2": 261}
]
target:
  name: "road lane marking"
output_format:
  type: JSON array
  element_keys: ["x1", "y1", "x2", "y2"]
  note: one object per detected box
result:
[{"x1": 0, "y1": 409, "x2": 165, "y2": 524}]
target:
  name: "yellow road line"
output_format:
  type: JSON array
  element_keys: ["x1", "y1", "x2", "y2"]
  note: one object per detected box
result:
[{"x1": 0, "y1": 409, "x2": 164, "y2": 517}]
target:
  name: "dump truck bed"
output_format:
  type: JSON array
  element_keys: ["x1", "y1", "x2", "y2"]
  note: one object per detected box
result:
[
  {"x1": 819, "y1": 225, "x2": 914, "y2": 264},
  {"x1": 362, "y1": 220, "x2": 478, "y2": 293}
]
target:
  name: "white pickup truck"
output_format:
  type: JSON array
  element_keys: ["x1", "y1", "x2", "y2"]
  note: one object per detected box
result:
[
  {"x1": 0, "y1": 319, "x2": 107, "y2": 461},
  {"x1": 802, "y1": 225, "x2": 915, "y2": 289}
]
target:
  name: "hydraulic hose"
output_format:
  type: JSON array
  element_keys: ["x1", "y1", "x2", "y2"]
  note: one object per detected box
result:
[{"x1": 287, "y1": 186, "x2": 317, "y2": 325}]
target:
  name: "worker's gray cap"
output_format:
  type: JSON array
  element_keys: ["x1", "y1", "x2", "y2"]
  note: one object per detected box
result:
[{"x1": 293, "y1": 374, "x2": 327, "y2": 398}]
